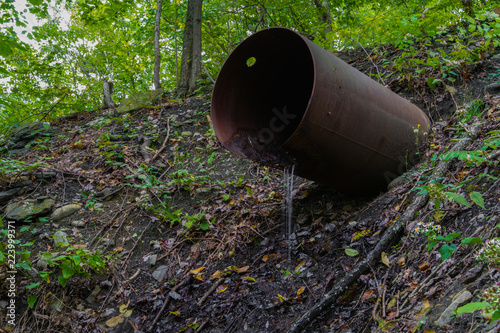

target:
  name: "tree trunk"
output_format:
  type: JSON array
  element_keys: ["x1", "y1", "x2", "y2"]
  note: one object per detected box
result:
[
  {"x1": 178, "y1": 0, "x2": 203, "y2": 97},
  {"x1": 313, "y1": 0, "x2": 332, "y2": 38},
  {"x1": 102, "y1": 80, "x2": 115, "y2": 109},
  {"x1": 153, "y1": 0, "x2": 163, "y2": 90}
]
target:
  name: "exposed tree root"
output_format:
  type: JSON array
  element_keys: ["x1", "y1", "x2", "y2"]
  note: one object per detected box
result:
[{"x1": 287, "y1": 123, "x2": 482, "y2": 332}]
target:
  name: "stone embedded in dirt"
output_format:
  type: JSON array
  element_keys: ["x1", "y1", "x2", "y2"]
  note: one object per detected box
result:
[
  {"x1": 485, "y1": 83, "x2": 500, "y2": 96},
  {"x1": 71, "y1": 220, "x2": 86, "y2": 227},
  {"x1": 436, "y1": 290, "x2": 472, "y2": 328},
  {"x1": 51, "y1": 204, "x2": 82, "y2": 221},
  {"x1": 461, "y1": 264, "x2": 484, "y2": 284},
  {"x1": 387, "y1": 174, "x2": 407, "y2": 191},
  {"x1": 152, "y1": 265, "x2": 168, "y2": 281},
  {"x1": 86, "y1": 286, "x2": 101, "y2": 304},
  {"x1": 0, "y1": 187, "x2": 24, "y2": 204},
  {"x1": 6, "y1": 122, "x2": 59, "y2": 155},
  {"x1": 115, "y1": 89, "x2": 163, "y2": 114},
  {"x1": 148, "y1": 254, "x2": 158, "y2": 267},
  {"x1": 53, "y1": 230, "x2": 69, "y2": 247},
  {"x1": 5, "y1": 197, "x2": 55, "y2": 221}
]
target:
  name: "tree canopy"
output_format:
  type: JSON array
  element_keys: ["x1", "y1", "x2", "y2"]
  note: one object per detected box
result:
[{"x1": 1, "y1": 0, "x2": 499, "y2": 133}]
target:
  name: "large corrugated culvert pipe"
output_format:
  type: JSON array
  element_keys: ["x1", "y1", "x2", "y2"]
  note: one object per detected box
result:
[{"x1": 211, "y1": 27, "x2": 431, "y2": 194}]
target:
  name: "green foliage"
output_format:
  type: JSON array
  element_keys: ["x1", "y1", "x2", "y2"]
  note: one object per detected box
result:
[{"x1": 0, "y1": 158, "x2": 47, "y2": 182}]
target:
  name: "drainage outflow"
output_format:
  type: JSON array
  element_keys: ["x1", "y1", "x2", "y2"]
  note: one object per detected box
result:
[{"x1": 211, "y1": 27, "x2": 430, "y2": 194}]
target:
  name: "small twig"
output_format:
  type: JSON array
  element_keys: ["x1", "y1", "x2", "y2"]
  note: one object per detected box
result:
[
  {"x1": 197, "y1": 320, "x2": 209, "y2": 332},
  {"x1": 202, "y1": 62, "x2": 215, "y2": 84},
  {"x1": 197, "y1": 278, "x2": 225, "y2": 306},
  {"x1": 126, "y1": 268, "x2": 141, "y2": 282},
  {"x1": 150, "y1": 275, "x2": 191, "y2": 329},
  {"x1": 355, "y1": 39, "x2": 386, "y2": 85}
]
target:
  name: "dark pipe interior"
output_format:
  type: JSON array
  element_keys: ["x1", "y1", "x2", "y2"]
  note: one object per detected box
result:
[{"x1": 212, "y1": 29, "x2": 314, "y2": 166}]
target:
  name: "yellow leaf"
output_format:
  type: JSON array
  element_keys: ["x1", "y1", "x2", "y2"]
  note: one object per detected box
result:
[
  {"x1": 170, "y1": 310, "x2": 180, "y2": 316},
  {"x1": 296, "y1": 286, "x2": 306, "y2": 296},
  {"x1": 352, "y1": 229, "x2": 370, "y2": 241},
  {"x1": 237, "y1": 266, "x2": 250, "y2": 273},
  {"x1": 226, "y1": 265, "x2": 240, "y2": 272},
  {"x1": 241, "y1": 276, "x2": 257, "y2": 282},
  {"x1": 210, "y1": 270, "x2": 222, "y2": 279},
  {"x1": 216, "y1": 285, "x2": 228, "y2": 293},
  {"x1": 295, "y1": 260, "x2": 306, "y2": 272},
  {"x1": 105, "y1": 316, "x2": 124, "y2": 327},
  {"x1": 229, "y1": 248, "x2": 235, "y2": 258},
  {"x1": 381, "y1": 252, "x2": 390, "y2": 267},
  {"x1": 397, "y1": 256, "x2": 405, "y2": 266},
  {"x1": 276, "y1": 294, "x2": 287, "y2": 302},
  {"x1": 119, "y1": 303, "x2": 132, "y2": 317},
  {"x1": 190, "y1": 266, "x2": 206, "y2": 275}
]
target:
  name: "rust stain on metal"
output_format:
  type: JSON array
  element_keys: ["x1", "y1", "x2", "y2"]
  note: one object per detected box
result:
[{"x1": 211, "y1": 27, "x2": 431, "y2": 194}]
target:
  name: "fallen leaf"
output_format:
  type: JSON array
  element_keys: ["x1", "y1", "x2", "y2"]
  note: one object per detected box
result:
[
  {"x1": 170, "y1": 310, "x2": 180, "y2": 316},
  {"x1": 190, "y1": 266, "x2": 206, "y2": 275},
  {"x1": 345, "y1": 248, "x2": 359, "y2": 257},
  {"x1": 216, "y1": 285, "x2": 228, "y2": 293},
  {"x1": 105, "y1": 316, "x2": 124, "y2": 327},
  {"x1": 296, "y1": 286, "x2": 306, "y2": 296},
  {"x1": 237, "y1": 266, "x2": 250, "y2": 273},
  {"x1": 381, "y1": 252, "x2": 390, "y2": 267},
  {"x1": 418, "y1": 262, "x2": 429, "y2": 271},
  {"x1": 386, "y1": 311, "x2": 397, "y2": 320},
  {"x1": 397, "y1": 256, "x2": 405, "y2": 266},
  {"x1": 361, "y1": 289, "x2": 375, "y2": 301},
  {"x1": 410, "y1": 281, "x2": 419, "y2": 289},
  {"x1": 210, "y1": 270, "x2": 222, "y2": 279},
  {"x1": 119, "y1": 304, "x2": 132, "y2": 317},
  {"x1": 241, "y1": 276, "x2": 257, "y2": 282}
]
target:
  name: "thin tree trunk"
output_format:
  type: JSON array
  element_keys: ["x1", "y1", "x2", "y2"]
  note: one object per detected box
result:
[
  {"x1": 178, "y1": 0, "x2": 203, "y2": 96},
  {"x1": 102, "y1": 80, "x2": 115, "y2": 109},
  {"x1": 313, "y1": 0, "x2": 332, "y2": 38},
  {"x1": 174, "y1": 0, "x2": 179, "y2": 88},
  {"x1": 153, "y1": 0, "x2": 163, "y2": 90}
]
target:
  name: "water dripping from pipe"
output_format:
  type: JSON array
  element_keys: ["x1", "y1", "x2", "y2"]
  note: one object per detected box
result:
[{"x1": 283, "y1": 164, "x2": 295, "y2": 268}]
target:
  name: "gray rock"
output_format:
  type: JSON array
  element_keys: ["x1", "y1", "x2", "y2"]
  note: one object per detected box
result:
[
  {"x1": 387, "y1": 175, "x2": 407, "y2": 191},
  {"x1": 152, "y1": 265, "x2": 168, "y2": 281},
  {"x1": 36, "y1": 257, "x2": 48, "y2": 270},
  {"x1": 436, "y1": 290, "x2": 473, "y2": 328},
  {"x1": 0, "y1": 187, "x2": 24, "y2": 204},
  {"x1": 7, "y1": 122, "x2": 58, "y2": 152},
  {"x1": 71, "y1": 220, "x2": 86, "y2": 227},
  {"x1": 5, "y1": 197, "x2": 55, "y2": 221},
  {"x1": 116, "y1": 89, "x2": 163, "y2": 114},
  {"x1": 148, "y1": 254, "x2": 158, "y2": 267},
  {"x1": 53, "y1": 231, "x2": 69, "y2": 247},
  {"x1": 462, "y1": 264, "x2": 484, "y2": 284},
  {"x1": 86, "y1": 286, "x2": 101, "y2": 304},
  {"x1": 485, "y1": 83, "x2": 500, "y2": 96},
  {"x1": 51, "y1": 204, "x2": 81, "y2": 221}
]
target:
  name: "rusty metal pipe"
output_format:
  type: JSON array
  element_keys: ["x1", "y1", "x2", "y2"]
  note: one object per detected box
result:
[{"x1": 211, "y1": 28, "x2": 430, "y2": 193}]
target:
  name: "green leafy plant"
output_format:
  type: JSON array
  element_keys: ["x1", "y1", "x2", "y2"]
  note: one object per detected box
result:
[
  {"x1": 415, "y1": 221, "x2": 461, "y2": 261},
  {"x1": 455, "y1": 237, "x2": 500, "y2": 323}
]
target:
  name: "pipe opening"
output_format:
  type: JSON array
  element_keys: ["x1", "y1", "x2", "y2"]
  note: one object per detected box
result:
[{"x1": 212, "y1": 28, "x2": 314, "y2": 167}]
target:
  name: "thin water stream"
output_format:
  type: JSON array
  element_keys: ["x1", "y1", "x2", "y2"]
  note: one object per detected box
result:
[{"x1": 283, "y1": 165, "x2": 295, "y2": 267}]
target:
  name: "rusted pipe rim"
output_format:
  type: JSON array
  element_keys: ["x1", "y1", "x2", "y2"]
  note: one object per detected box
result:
[{"x1": 211, "y1": 27, "x2": 314, "y2": 166}]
